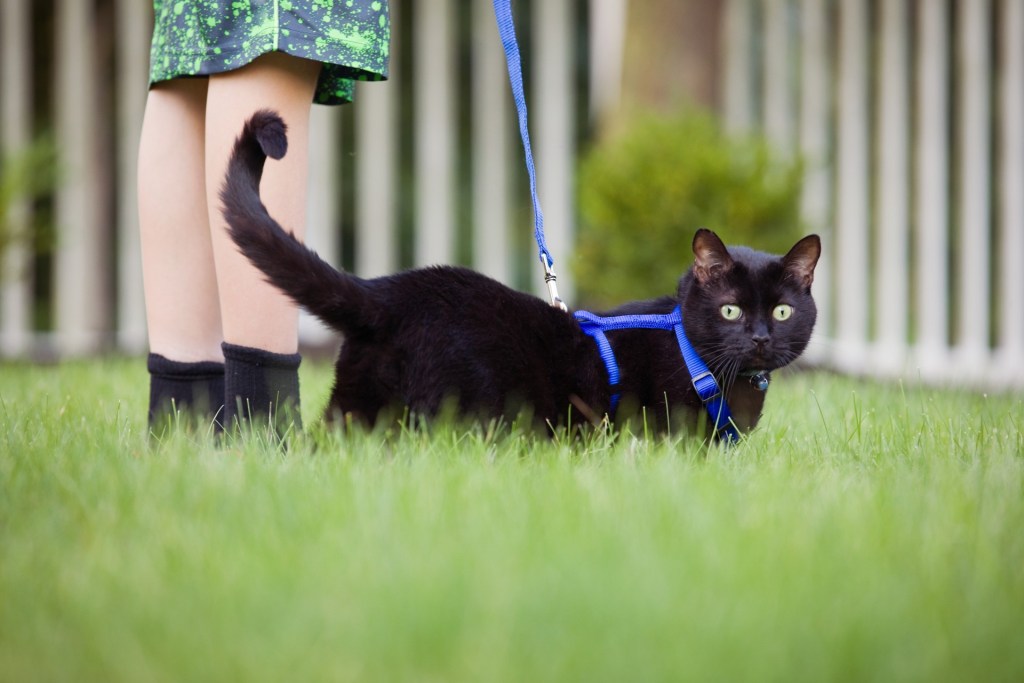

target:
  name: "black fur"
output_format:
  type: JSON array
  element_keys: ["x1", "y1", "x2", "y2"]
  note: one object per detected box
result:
[{"x1": 221, "y1": 110, "x2": 821, "y2": 437}]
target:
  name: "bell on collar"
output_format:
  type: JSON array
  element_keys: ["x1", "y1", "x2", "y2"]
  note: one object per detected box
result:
[{"x1": 748, "y1": 372, "x2": 770, "y2": 392}]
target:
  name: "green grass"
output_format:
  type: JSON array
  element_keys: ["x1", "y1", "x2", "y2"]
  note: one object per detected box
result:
[{"x1": 1, "y1": 358, "x2": 1022, "y2": 682}]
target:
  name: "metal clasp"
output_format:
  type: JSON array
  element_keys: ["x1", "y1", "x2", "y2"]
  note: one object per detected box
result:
[
  {"x1": 541, "y1": 253, "x2": 568, "y2": 312},
  {"x1": 690, "y1": 370, "x2": 721, "y2": 402}
]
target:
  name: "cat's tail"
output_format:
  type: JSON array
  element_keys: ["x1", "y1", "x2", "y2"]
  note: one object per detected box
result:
[{"x1": 220, "y1": 110, "x2": 376, "y2": 334}]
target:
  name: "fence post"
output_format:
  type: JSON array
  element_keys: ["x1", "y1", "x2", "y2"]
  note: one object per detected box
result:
[
  {"x1": 355, "y1": 80, "x2": 397, "y2": 278},
  {"x1": 997, "y1": 0, "x2": 1024, "y2": 386},
  {"x1": 355, "y1": 0, "x2": 399, "y2": 280},
  {"x1": 55, "y1": 0, "x2": 106, "y2": 356},
  {"x1": 798, "y1": 0, "x2": 831, "y2": 366},
  {"x1": 955, "y1": 0, "x2": 992, "y2": 373},
  {"x1": 1, "y1": 0, "x2": 33, "y2": 356},
  {"x1": 116, "y1": 0, "x2": 150, "y2": 353},
  {"x1": 298, "y1": 106, "x2": 340, "y2": 346},
  {"x1": 833, "y1": 0, "x2": 869, "y2": 371},
  {"x1": 914, "y1": 0, "x2": 950, "y2": 375},
  {"x1": 722, "y1": 0, "x2": 753, "y2": 134},
  {"x1": 763, "y1": 0, "x2": 792, "y2": 148},
  {"x1": 471, "y1": 0, "x2": 512, "y2": 285},
  {"x1": 414, "y1": 0, "x2": 455, "y2": 267},
  {"x1": 533, "y1": 0, "x2": 575, "y2": 301},
  {"x1": 875, "y1": 0, "x2": 910, "y2": 374},
  {"x1": 588, "y1": 0, "x2": 628, "y2": 128}
]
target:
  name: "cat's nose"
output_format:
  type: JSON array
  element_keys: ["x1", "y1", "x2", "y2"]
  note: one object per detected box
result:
[{"x1": 751, "y1": 333, "x2": 770, "y2": 348}]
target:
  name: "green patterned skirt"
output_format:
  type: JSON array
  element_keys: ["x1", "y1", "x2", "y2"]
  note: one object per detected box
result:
[{"x1": 149, "y1": 0, "x2": 390, "y2": 105}]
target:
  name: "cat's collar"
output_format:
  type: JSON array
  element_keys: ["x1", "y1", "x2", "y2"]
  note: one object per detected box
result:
[{"x1": 573, "y1": 305, "x2": 743, "y2": 443}]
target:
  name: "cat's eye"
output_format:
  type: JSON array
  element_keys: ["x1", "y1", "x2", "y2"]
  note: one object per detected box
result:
[
  {"x1": 720, "y1": 304, "x2": 743, "y2": 321},
  {"x1": 773, "y1": 304, "x2": 794, "y2": 321}
]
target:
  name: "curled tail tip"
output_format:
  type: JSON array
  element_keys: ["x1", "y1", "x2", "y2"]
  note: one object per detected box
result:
[{"x1": 245, "y1": 109, "x2": 288, "y2": 160}]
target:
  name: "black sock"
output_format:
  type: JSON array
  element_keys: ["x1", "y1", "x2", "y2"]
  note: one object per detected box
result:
[
  {"x1": 222, "y1": 342, "x2": 302, "y2": 436},
  {"x1": 147, "y1": 353, "x2": 225, "y2": 434}
]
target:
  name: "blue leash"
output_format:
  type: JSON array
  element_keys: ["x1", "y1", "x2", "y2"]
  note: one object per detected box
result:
[
  {"x1": 493, "y1": 1, "x2": 742, "y2": 443},
  {"x1": 575, "y1": 307, "x2": 742, "y2": 443},
  {"x1": 492, "y1": 0, "x2": 566, "y2": 310}
]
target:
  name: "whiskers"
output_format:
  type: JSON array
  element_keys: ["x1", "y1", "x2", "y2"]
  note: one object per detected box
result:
[
  {"x1": 697, "y1": 338, "x2": 811, "y2": 395},
  {"x1": 699, "y1": 343, "x2": 745, "y2": 396},
  {"x1": 661, "y1": 334, "x2": 815, "y2": 398}
]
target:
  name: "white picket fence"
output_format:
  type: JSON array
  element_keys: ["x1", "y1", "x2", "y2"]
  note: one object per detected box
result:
[
  {"x1": 0, "y1": 0, "x2": 610, "y2": 355},
  {"x1": 724, "y1": 0, "x2": 1024, "y2": 389},
  {"x1": 2, "y1": 0, "x2": 1022, "y2": 390}
]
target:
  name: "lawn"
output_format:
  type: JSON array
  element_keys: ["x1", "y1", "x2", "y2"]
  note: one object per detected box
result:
[{"x1": 1, "y1": 358, "x2": 1022, "y2": 682}]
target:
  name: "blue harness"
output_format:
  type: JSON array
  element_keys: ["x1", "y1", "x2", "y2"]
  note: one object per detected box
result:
[{"x1": 574, "y1": 306, "x2": 742, "y2": 443}]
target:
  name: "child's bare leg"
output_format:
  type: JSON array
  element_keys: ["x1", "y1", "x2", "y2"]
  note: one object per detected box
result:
[
  {"x1": 204, "y1": 53, "x2": 321, "y2": 432},
  {"x1": 139, "y1": 78, "x2": 222, "y2": 362},
  {"x1": 205, "y1": 52, "x2": 321, "y2": 355},
  {"x1": 139, "y1": 78, "x2": 226, "y2": 432}
]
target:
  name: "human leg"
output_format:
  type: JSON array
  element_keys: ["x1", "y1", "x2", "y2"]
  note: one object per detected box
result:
[
  {"x1": 204, "y1": 53, "x2": 321, "y2": 432},
  {"x1": 138, "y1": 78, "x2": 225, "y2": 432},
  {"x1": 139, "y1": 78, "x2": 223, "y2": 361}
]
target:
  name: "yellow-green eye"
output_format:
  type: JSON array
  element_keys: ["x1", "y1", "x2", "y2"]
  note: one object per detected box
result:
[
  {"x1": 720, "y1": 304, "x2": 742, "y2": 321},
  {"x1": 773, "y1": 304, "x2": 794, "y2": 321}
]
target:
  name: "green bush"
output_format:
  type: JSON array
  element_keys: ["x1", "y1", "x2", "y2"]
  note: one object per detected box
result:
[
  {"x1": 0, "y1": 134, "x2": 58, "y2": 281},
  {"x1": 573, "y1": 110, "x2": 805, "y2": 307}
]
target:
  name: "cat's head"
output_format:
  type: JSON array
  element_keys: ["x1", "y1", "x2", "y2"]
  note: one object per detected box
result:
[{"x1": 679, "y1": 229, "x2": 821, "y2": 376}]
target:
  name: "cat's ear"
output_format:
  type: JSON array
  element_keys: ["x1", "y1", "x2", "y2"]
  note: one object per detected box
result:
[
  {"x1": 782, "y1": 234, "x2": 821, "y2": 290},
  {"x1": 692, "y1": 229, "x2": 734, "y2": 284}
]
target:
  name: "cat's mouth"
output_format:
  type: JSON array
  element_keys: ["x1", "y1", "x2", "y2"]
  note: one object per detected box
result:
[
  {"x1": 743, "y1": 350, "x2": 785, "y2": 373},
  {"x1": 745, "y1": 350, "x2": 773, "y2": 368}
]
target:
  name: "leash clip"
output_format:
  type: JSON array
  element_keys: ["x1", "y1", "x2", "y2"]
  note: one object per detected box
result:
[{"x1": 541, "y1": 253, "x2": 568, "y2": 312}]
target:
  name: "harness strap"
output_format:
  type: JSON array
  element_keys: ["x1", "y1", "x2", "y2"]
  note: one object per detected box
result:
[
  {"x1": 573, "y1": 321, "x2": 621, "y2": 411},
  {"x1": 574, "y1": 306, "x2": 742, "y2": 443}
]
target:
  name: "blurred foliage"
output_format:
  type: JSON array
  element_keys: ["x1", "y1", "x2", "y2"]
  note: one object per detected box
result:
[
  {"x1": 573, "y1": 110, "x2": 805, "y2": 307},
  {"x1": 0, "y1": 134, "x2": 58, "y2": 281}
]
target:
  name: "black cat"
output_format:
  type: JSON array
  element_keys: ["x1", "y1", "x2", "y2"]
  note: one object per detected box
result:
[{"x1": 221, "y1": 110, "x2": 820, "y2": 438}]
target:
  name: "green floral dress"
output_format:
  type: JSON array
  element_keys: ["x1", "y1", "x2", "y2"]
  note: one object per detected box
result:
[{"x1": 149, "y1": 0, "x2": 390, "y2": 105}]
